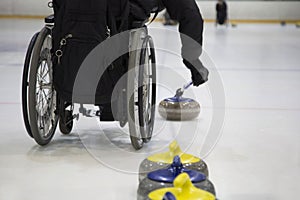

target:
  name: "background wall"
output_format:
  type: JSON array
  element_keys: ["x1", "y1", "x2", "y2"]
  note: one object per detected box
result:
[
  {"x1": 198, "y1": 1, "x2": 300, "y2": 21},
  {"x1": 0, "y1": 0, "x2": 51, "y2": 16},
  {"x1": 0, "y1": 0, "x2": 299, "y2": 21}
]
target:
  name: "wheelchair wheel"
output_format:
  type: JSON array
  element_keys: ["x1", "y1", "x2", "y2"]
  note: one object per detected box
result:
[
  {"x1": 22, "y1": 32, "x2": 39, "y2": 138},
  {"x1": 28, "y1": 27, "x2": 59, "y2": 145},
  {"x1": 127, "y1": 28, "x2": 156, "y2": 149},
  {"x1": 138, "y1": 35, "x2": 156, "y2": 143}
]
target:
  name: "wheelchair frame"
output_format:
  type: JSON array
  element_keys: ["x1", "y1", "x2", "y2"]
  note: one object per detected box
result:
[{"x1": 22, "y1": 15, "x2": 157, "y2": 150}]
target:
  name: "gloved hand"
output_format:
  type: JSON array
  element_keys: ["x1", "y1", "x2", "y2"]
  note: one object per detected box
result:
[{"x1": 183, "y1": 59, "x2": 209, "y2": 86}]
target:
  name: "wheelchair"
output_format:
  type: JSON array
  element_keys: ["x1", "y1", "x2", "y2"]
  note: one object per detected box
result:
[{"x1": 22, "y1": 14, "x2": 157, "y2": 150}]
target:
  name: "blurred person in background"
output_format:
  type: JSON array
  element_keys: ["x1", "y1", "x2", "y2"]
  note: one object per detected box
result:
[{"x1": 216, "y1": 0, "x2": 228, "y2": 26}]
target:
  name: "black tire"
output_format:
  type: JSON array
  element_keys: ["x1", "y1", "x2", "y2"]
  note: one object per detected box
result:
[
  {"x1": 28, "y1": 27, "x2": 58, "y2": 145},
  {"x1": 127, "y1": 28, "x2": 156, "y2": 150},
  {"x1": 138, "y1": 36, "x2": 156, "y2": 143},
  {"x1": 127, "y1": 28, "x2": 146, "y2": 150},
  {"x1": 22, "y1": 32, "x2": 39, "y2": 138}
]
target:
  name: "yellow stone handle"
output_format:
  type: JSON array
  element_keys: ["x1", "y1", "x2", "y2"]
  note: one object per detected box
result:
[
  {"x1": 148, "y1": 173, "x2": 216, "y2": 200},
  {"x1": 147, "y1": 141, "x2": 200, "y2": 164}
]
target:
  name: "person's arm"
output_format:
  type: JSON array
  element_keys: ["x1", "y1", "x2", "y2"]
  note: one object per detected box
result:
[
  {"x1": 224, "y1": 2, "x2": 228, "y2": 14},
  {"x1": 162, "y1": 0, "x2": 208, "y2": 86}
]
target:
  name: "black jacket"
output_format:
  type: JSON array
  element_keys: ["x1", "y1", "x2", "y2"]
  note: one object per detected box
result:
[
  {"x1": 163, "y1": 0, "x2": 207, "y2": 85},
  {"x1": 129, "y1": 0, "x2": 207, "y2": 85},
  {"x1": 130, "y1": 0, "x2": 204, "y2": 60}
]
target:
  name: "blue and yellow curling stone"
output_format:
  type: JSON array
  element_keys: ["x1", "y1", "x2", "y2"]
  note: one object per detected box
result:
[
  {"x1": 139, "y1": 141, "x2": 208, "y2": 181},
  {"x1": 137, "y1": 156, "x2": 215, "y2": 200}
]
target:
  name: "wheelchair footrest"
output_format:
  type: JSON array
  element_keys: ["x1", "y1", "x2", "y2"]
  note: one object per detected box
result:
[
  {"x1": 131, "y1": 20, "x2": 147, "y2": 28},
  {"x1": 79, "y1": 105, "x2": 100, "y2": 118}
]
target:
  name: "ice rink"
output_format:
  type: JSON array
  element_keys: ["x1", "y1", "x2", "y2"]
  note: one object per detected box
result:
[{"x1": 0, "y1": 19, "x2": 299, "y2": 199}]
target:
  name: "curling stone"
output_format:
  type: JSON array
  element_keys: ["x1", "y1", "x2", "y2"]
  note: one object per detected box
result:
[
  {"x1": 158, "y1": 81, "x2": 200, "y2": 121},
  {"x1": 158, "y1": 97, "x2": 200, "y2": 121},
  {"x1": 139, "y1": 141, "x2": 208, "y2": 182},
  {"x1": 137, "y1": 156, "x2": 215, "y2": 200},
  {"x1": 148, "y1": 173, "x2": 216, "y2": 200}
]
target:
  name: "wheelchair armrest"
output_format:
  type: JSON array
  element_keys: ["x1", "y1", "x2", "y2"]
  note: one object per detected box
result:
[
  {"x1": 131, "y1": 20, "x2": 148, "y2": 28},
  {"x1": 45, "y1": 15, "x2": 55, "y2": 24}
]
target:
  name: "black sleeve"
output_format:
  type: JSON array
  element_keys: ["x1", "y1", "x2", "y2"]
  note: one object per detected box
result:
[
  {"x1": 162, "y1": 0, "x2": 204, "y2": 61},
  {"x1": 216, "y1": 4, "x2": 219, "y2": 12},
  {"x1": 162, "y1": 0, "x2": 209, "y2": 86}
]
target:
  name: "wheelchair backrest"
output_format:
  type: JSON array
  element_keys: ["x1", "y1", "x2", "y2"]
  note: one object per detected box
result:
[
  {"x1": 51, "y1": 0, "x2": 161, "y2": 103},
  {"x1": 52, "y1": 0, "x2": 129, "y2": 103}
]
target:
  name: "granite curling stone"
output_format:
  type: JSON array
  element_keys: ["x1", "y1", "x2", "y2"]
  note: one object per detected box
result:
[
  {"x1": 139, "y1": 141, "x2": 208, "y2": 182},
  {"x1": 137, "y1": 156, "x2": 215, "y2": 200},
  {"x1": 158, "y1": 96, "x2": 200, "y2": 121}
]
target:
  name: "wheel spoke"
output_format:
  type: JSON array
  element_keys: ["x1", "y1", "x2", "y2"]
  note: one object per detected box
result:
[
  {"x1": 40, "y1": 83, "x2": 52, "y2": 89},
  {"x1": 42, "y1": 67, "x2": 50, "y2": 80},
  {"x1": 36, "y1": 86, "x2": 53, "y2": 106},
  {"x1": 36, "y1": 90, "x2": 44, "y2": 106},
  {"x1": 42, "y1": 90, "x2": 49, "y2": 105},
  {"x1": 40, "y1": 61, "x2": 46, "y2": 78}
]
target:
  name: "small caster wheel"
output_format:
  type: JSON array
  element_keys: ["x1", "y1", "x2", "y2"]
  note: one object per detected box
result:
[{"x1": 59, "y1": 110, "x2": 73, "y2": 135}]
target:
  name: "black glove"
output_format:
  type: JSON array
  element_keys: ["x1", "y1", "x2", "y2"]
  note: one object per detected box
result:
[{"x1": 183, "y1": 59, "x2": 209, "y2": 86}]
